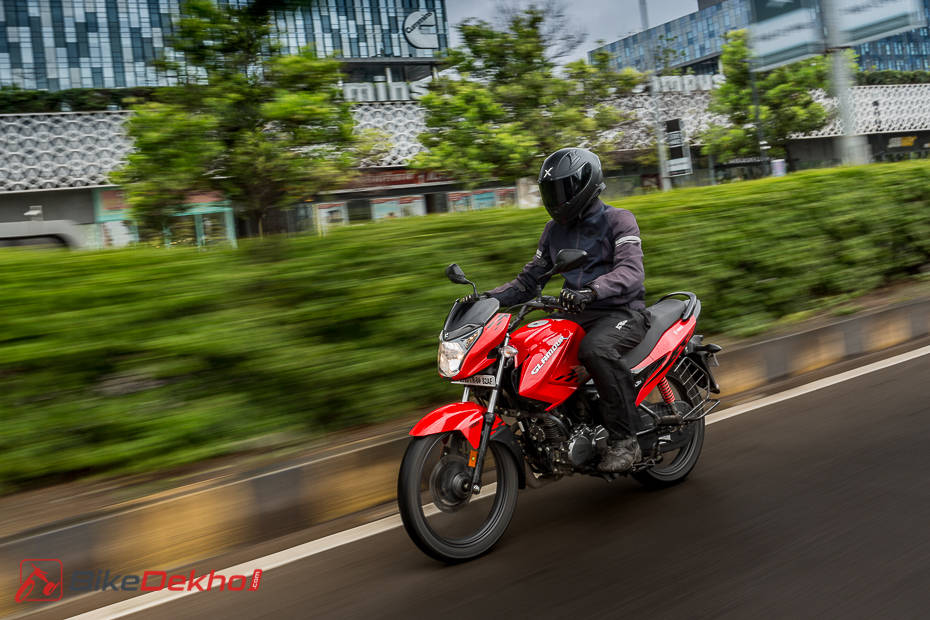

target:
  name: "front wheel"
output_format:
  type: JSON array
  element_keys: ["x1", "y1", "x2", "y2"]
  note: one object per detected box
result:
[{"x1": 398, "y1": 432, "x2": 519, "y2": 563}]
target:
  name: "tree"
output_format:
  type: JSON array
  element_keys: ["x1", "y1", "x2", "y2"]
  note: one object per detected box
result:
[
  {"x1": 655, "y1": 34, "x2": 685, "y2": 76},
  {"x1": 702, "y1": 30, "x2": 829, "y2": 166},
  {"x1": 494, "y1": 0, "x2": 587, "y2": 61},
  {"x1": 112, "y1": 0, "x2": 364, "y2": 236},
  {"x1": 411, "y1": 8, "x2": 640, "y2": 187}
]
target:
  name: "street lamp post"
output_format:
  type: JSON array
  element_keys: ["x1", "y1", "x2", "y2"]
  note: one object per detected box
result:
[
  {"x1": 821, "y1": 0, "x2": 870, "y2": 165},
  {"x1": 640, "y1": 0, "x2": 671, "y2": 191},
  {"x1": 748, "y1": 57, "x2": 771, "y2": 176}
]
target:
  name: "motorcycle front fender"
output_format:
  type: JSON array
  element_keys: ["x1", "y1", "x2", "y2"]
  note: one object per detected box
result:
[{"x1": 409, "y1": 402, "x2": 526, "y2": 489}]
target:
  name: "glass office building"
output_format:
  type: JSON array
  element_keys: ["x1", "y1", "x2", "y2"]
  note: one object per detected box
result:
[
  {"x1": 591, "y1": 0, "x2": 750, "y2": 75},
  {"x1": 0, "y1": 0, "x2": 449, "y2": 91},
  {"x1": 591, "y1": 0, "x2": 930, "y2": 74},
  {"x1": 857, "y1": 20, "x2": 930, "y2": 70}
]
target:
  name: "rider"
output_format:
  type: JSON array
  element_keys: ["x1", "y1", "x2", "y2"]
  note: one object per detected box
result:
[{"x1": 467, "y1": 147, "x2": 649, "y2": 473}]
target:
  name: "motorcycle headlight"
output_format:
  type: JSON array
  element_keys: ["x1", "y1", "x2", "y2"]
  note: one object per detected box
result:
[{"x1": 438, "y1": 330, "x2": 481, "y2": 378}]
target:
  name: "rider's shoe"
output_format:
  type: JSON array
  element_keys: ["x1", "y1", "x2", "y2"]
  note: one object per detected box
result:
[{"x1": 597, "y1": 436, "x2": 642, "y2": 473}]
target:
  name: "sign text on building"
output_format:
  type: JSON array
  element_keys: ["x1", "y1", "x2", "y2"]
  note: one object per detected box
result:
[
  {"x1": 633, "y1": 73, "x2": 726, "y2": 95},
  {"x1": 343, "y1": 81, "x2": 430, "y2": 102},
  {"x1": 403, "y1": 10, "x2": 440, "y2": 49}
]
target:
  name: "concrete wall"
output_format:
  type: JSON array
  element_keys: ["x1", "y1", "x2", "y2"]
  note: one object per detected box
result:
[{"x1": 0, "y1": 189, "x2": 95, "y2": 225}]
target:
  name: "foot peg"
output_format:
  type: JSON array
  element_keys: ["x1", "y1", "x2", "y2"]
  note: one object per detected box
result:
[{"x1": 653, "y1": 401, "x2": 688, "y2": 426}]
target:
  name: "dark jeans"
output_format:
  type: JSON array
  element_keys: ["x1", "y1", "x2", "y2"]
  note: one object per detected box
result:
[{"x1": 554, "y1": 307, "x2": 650, "y2": 438}]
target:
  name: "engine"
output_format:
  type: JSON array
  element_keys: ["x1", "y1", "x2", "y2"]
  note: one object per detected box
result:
[
  {"x1": 524, "y1": 416, "x2": 609, "y2": 475},
  {"x1": 566, "y1": 424, "x2": 610, "y2": 468}
]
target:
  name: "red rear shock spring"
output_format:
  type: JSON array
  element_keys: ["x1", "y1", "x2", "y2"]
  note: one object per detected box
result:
[{"x1": 657, "y1": 378, "x2": 676, "y2": 404}]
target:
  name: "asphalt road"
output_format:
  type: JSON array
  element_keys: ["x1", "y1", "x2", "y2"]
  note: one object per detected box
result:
[{"x1": 23, "y1": 353, "x2": 930, "y2": 619}]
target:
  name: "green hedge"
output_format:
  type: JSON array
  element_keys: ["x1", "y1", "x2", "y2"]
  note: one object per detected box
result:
[
  {"x1": 856, "y1": 70, "x2": 930, "y2": 85},
  {"x1": 2, "y1": 160, "x2": 930, "y2": 491},
  {"x1": 0, "y1": 85, "x2": 157, "y2": 114}
]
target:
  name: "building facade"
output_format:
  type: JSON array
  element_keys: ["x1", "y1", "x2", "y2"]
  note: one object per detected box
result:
[
  {"x1": 591, "y1": 0, "x2": 930, "y2": 74},
  {"x1": 0, "y1": 0, "x2": 449, "y2": 91},
  {"x1": 0, "y1": 0, "x2": 456, "y2": 245},
  {"x1": 5, "y1": 80, "x2": 930, "y2": 245}
]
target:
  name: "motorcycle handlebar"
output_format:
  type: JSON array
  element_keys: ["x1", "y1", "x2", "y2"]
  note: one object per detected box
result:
[{"x1": 521, "y1": 295, "x2": 563, "y2": 311}]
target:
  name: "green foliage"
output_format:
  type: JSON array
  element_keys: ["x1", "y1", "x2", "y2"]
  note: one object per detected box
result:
[
  {"x1": 113, "y1": 105, "x2": 224, "y2": 232},
  {"x1": 856, "y1": 69, "x2": 930, "y2": 85},
  {"x1": 412, "y1": 8, "x2": 641, "y2": 186},
  {"x1": 703, "y1": 30, "x2": 829, "y2": 163},
  {"x1": 0, "y1": 85, "x2": 157, "y2": 113},
  {"x1": 655, "y1": 34, "x2": 686, "y2": 76},
  {"x1": 4, "y1": 160, "x2": 930, "y2": 490},
  {"x1": 112, "y1": 0, "x2": 360, "y2": 235}
]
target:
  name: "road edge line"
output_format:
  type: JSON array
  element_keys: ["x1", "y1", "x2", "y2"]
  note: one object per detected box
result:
[{"x1": 67, "y1": 345, "x2": 930, "y2": 619}]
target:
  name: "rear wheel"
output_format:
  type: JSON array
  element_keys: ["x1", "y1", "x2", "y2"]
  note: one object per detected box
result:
[
  {"x1": 397, "y1": 432, "x2": 519, "y2": 563},
  {"x1": 633, "y1": 371, "x2": 705, "y2": 488}
]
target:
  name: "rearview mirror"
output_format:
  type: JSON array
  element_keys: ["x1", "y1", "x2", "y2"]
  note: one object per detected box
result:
[
  {"x1": 445, "y1": 263, "x2": 470, "y2": 285},
  {"x1": 551, "y1": 249, "x2": 588, "y2": 274},
  {"x1": 445, "y1": 263, "x2": 479, "y2": 298}
]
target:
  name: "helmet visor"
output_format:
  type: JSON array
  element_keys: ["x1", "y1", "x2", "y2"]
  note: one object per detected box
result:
[{"x1": 539, "y1": 163, "x2": 592, "y2": 215}]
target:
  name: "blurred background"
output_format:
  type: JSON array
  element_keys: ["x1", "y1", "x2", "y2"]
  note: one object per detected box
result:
[
  {"x1": 4, "y1": 3, "x2": 930, "y2": 619},
  {"x1": 1, "y1": 0, "x2": 929, "y2": 502}
]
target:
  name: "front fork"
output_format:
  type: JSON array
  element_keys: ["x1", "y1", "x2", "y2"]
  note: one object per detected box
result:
[{"x1": 469, "y1": 333, "x2": 512, "y2": 494}]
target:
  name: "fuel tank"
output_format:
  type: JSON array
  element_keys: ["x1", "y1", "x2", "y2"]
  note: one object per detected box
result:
[{"x1": 509, "y1": 318, "x2": 586, "y2": 409}]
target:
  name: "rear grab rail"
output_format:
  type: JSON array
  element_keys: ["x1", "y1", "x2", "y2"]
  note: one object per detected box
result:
[{"x1": 656, "y1": 291, "x2": 699, "y2": 320}]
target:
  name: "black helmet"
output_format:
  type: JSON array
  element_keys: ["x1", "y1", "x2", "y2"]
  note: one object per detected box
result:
[{"x1": 538, "y1": 147, "x2": 606, "y2": 226}]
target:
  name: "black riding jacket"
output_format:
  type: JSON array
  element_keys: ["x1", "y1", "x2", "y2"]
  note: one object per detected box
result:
[{"x1": 487, "y1": 200, "x2": 646, "y2": 311}]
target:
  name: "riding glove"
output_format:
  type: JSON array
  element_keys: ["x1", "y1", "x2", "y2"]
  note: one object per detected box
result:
[
  {"x1": 457, "y1": 291, "x2": 490, "y2": 304},
  {"x1": 560, "y1": 288, "x2": 596, "y2": 313}
]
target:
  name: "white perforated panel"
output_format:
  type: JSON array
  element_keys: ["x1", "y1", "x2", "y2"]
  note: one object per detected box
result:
[
  {"x1": 352, "y1": 101, "x2": 426, "y2": 166},
  {"x1": 605, "y1": 91, "x2": 728, "y2": 150},
  {"x1": 2, "y1": 85, "x2": 929, "y2": 194},
  {"x1": 0, "y1": 112, "x2": 133, "y2": 193},
  {"x1": 802, "y1": 84, "x2": 930, "y2": 137}
]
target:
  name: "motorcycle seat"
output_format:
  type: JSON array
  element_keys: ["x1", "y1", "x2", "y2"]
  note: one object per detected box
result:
[{"x1": 622, "y1": 298, "x2": 688, "y2": 369}]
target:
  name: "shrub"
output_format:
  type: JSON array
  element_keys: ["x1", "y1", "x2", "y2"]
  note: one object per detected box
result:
[{"x1": 1, "y1": 160, "x2": 929, "y2": 490}]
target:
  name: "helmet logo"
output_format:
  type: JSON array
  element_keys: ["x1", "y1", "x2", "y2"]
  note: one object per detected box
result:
[{"x1": 543, "y1": 167, "x2": 553, "y2": 178}]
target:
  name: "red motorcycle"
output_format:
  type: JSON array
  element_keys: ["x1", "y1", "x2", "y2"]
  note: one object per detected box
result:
[{"x1": 398, "y1": 250, "x2": 722, "y2": 563}]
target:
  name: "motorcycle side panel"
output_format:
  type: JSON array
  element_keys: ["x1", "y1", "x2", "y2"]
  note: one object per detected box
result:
[
  {"x1": 632, "y1": 316, "x2": 696, "y2": 405},
  {"x1": 452, "y1": 312, "x2": 511, "y2": 379},
  {"x1": 509, "y1": 319, "x2": 586, "y2": 410},
  {"x1": 409, "y1": 402, "x2": 505, "y2": 449}
]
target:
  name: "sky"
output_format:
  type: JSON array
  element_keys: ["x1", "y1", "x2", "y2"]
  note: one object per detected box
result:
[{"x1": 445, "y1": 0, "x2": 699, "y2": 63}]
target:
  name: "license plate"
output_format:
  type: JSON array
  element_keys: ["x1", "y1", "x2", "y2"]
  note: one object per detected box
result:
[{"x1": 452, "y1": 374, "x2": 496, "y2": 388}]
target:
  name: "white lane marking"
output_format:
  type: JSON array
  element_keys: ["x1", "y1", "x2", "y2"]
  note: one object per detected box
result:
[
  {"x1": 67, "y1": 484, "x2": 498, "y2": 619},
  {"x1": 68, "y1": 516, "x2": 403, "y2": 619},
  {"x1": 705, "y1": 343, "x2": 930, "y2": 425},
  {"x1": 70, "y1": 343, "x2": 930, "y2": 618}
]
